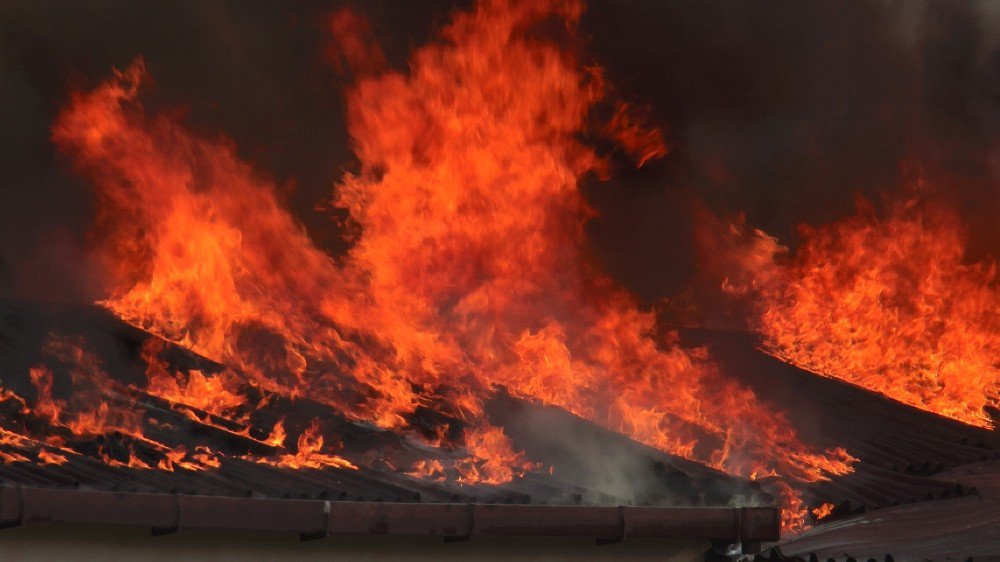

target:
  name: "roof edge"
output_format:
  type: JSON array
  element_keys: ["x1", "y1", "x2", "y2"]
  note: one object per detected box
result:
[{"x1": 0, "y1": 486, "x2": 779, "y2": 542}]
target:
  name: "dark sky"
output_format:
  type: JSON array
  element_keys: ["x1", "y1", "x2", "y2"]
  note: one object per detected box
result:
[{"x1": 1, "y1": 0, "x2": 998, "y2": 306}]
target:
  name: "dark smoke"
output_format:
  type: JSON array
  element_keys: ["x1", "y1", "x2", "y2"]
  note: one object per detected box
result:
[
  {"x1": 1, "y1": 0, "x2": 997, "y2": 306},
  {"x1": 583, "y1": 0, "x2": 1000, "y2": 305}
]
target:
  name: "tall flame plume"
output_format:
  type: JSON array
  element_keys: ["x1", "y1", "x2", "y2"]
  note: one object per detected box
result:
[{"x1": 46, "y1": 0, "x2": 858, "y2": 532}]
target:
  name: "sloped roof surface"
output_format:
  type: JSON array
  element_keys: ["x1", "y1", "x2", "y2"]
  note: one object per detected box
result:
[
  {"x1": 1, "y1": 301, "x2": 998, "y2": 557},
  {"x1": 761, "y1": 460, "x2": 1000, "y2": 561},
  {"x1": 0, "y1": 300, "x2": 763, "y2": 508},
  {"x1": 681, "y1": 329, "x2": 1000, "y2": 559},
  {"x1": 681, "y1": 328, "x2": 998, "y2": 518}
]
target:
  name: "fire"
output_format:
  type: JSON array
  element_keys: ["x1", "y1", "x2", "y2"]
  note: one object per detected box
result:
[
  {"x1": 406, "y1": 425, "x2": 538, "y2": 486},
  {"x1": 143, "y1": 340, "x2": 246, "y2": 416},
  {"x1": 28, "y1": 366, "x2": 61, "y2": 424},
  {"x1": 264, "y1": 419, "x2": 287, "y2": 448},
  {"x1": 51, "y1": 55, "x2": 420, "y2": 429},
  {"x1": 0, "y1": 450, "x2": 29, "y2": 464},
  {"x1": 455, "y1": 424, "x2": 539, "y2": 485},
  {"x1": 812, "y1": 502, "x2": 835, "y2": 521},
  {"x1": 0, "y1": 428, "x2": 33, "y2": 463},
  {"x1": 28, "y1": 338, "x2": 144, "y2": 439},
  {"x1": 604, "y1": 100, "x2": 669, "y2": 168},
  {"x1": 3, "y1": 337, "x2": 238, "y2": 472},
  {"x1": 38, "y1": 449, "x2": 69, "y2": 465},
  {"x1": 272, "y1": 419, "x2": 357, "y2": 470},
  {"x1": 48, "y1": 0, "x2": 857, "y2": 531},
  {"x1": 749, "y1": 199, "x2": 998, "y2": 427},
  {"x1": 329, "y1": 0, "x2": 852, "y2": 500},
  {"x1": 126, "y1": 450, "x2": 152, "y2": 470},
  {"x1": 192, "y1": 445, "x2": 222, "y2": 469},
  {"x1": 157, "y1": 448, "x2": 190, "y2": 471},
  {"x1": 406, "y1": 459, "x2": 448, "y2": 481}
]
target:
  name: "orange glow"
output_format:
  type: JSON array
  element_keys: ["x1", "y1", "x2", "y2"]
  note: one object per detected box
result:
[
  {"x1": 754, "y1": 200, "x2": 998, "y2": 427},
  {"x1": 38, "y1": 449, "x2": 69, "y2": 465},
  {"x1": 264, "y1": 419, "x2": 287, "y2": 448},
  {"x1": 126, "y1": 450, "x2": 153, "y2": 470},
  {"x1": 406, "y1": 459, "x2": 448, "y2": 481},
  {"x1": 0, "y1": 428, "x2": 32, "y2": 463},
  {"x1": 192, "y1": 445, "x2": 222, "y2": 469},
  {"x1": 0, "y1": 450, "x2": 29, "y2": 464},
  {"x1": 48, "y1": 0, "x2": 857, "y2": 533},
  {"x1": 156, "y1": 448, "x2": 188, "y2": 471},
  {"x1": 455, "y1": 424, "x2": 539, "y2": 485},
  {"x1": 28, "y1": 338, "x2": 144, "y2": 439},
  {"x1": 272, "y1": 419, "x2": 357, "y2": 470},
  {"x1": 812, "y1": 502, "x2": 835, "y2": 521},
  {"x1": 143, "y1": 340, "x2": 246, "y2": 417},
  {"x1": 326, "y1": 8, "x2": 386, "y2": 76},
  {"x1": 605, "y1": 100, "x2": 669, "y2": 167}
]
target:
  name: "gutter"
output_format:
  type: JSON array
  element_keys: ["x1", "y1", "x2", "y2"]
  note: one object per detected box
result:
[{"x1": 0, "y1": 486, "x2": 779, "y2": 543}]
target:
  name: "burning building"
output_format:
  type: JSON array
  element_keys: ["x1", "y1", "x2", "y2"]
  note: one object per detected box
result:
[{"x1": 0, "y1": 0, "x2": 997, "y2": 560}]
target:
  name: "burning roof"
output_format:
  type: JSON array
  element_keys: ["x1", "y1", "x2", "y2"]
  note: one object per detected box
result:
[
  {"x1": 0, "y1": 299, "x2": 771, "y2": 507},
  {"x1": 0, "y1": 0, "x2": 997, "y2": 559},
  {"x1": 42, "y1": 0, "x2": 864, "y2": 533}
]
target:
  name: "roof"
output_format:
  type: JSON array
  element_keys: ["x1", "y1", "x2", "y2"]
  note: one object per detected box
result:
[
  {"x1": 759, "y1": 460, "x2": 1000, "y2": 561},
  {"x1": 0, "y1": 299, "x2": 776, "y2": 545},
  {"x1": 680, "y1": 329, "x2": 1000, "y2": 559},
  {"x1": 0, "y1": 485, "x2": 780, "y2": 542},
  {"x1": 680, "y1": 328, "x2": 998, "y2": 518},
  {"x1": 1, "y1": 300, "x2": 998, "y2": 557}
]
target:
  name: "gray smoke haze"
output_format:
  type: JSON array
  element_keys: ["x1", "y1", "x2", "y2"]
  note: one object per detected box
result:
[{"x1": 1, "y1": 0, "x2": 997, "y2": 305}]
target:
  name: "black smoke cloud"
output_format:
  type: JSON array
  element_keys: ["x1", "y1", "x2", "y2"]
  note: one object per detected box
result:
[{"x1": 1, "y1": 0, "x2": 997, "y2": 306}]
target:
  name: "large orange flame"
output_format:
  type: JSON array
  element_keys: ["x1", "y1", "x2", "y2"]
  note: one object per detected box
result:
[
  {"x1": 751, "y1": 199, "x2": 998, "y2": 427},
  {"x1": 49, "y1": 0, "x2": 856, "y2": 531},
  {"x1": 331, "y1": 2, "x2": 852, "y2": 504}
]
